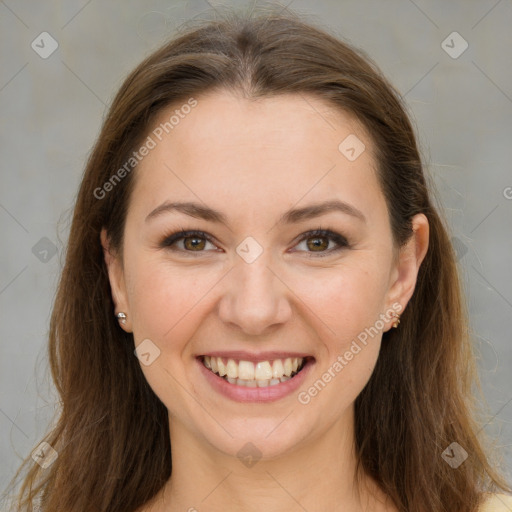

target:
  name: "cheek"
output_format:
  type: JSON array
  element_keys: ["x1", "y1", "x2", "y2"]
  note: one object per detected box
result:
[
  {"x1": 127, "y1": 256, "x2": 220, "y2": 348},
  {"x1": 289, "y1": 260, "x2": 387, "y2": 393},
  {"x1": 126, "y1": 259, "x2": 212, "y2": 410},
  {"x1": 289, "y1": 259, "x2": 389, "y2": 338},
  {"x1": 293, "y1": 269, "x2": 384, "y2": 415}
]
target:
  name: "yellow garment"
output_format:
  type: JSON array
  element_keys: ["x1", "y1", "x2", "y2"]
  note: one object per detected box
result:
[{"x1": 479, "y1": 494, "x2": 512, "y2": 511}]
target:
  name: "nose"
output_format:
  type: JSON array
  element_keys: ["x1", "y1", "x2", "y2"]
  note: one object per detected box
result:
[{"x1": 217, "y1": 250, "x2": 292, "y2": 336}]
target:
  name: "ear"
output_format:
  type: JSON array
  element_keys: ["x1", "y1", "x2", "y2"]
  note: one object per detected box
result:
[
  {"x1": 100, "y1": 228, "x2": 132, "y2": 332},
  {"x1": 383, "y1": 213, "x2": 429, "y2": 330}
]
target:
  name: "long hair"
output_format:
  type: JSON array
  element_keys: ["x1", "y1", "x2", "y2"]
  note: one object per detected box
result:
[{"x1": 7, "y1": 5, "x2": 511, "y2": 511}]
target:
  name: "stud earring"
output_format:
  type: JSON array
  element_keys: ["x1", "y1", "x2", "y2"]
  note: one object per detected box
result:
[
  {"x1": 392, "y1": 312, "x2": 401, "y2": 329},
  {"x1": 116, "y1": 312, "x2": 127, "y2": 325}
]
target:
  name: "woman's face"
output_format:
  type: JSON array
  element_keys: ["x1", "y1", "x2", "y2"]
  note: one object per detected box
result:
[{"x1": 102, "y1": 90, "x2": 427, "y2": 461}]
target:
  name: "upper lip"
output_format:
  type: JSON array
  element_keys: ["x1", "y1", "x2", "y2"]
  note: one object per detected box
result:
[{"x1": 199, "y1": 351, "x2": 314, "y2": 363}]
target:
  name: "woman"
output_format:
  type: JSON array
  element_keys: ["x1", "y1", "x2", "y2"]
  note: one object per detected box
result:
[{"x1": 7, "y1": 6, "x2": 512, "y2": 511}]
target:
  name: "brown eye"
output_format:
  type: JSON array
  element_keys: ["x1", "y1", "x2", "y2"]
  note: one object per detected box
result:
[
  {"x1": 182, "y1": 235, "x2": 207, "y2": 251},
  {"x1": 161, "y1": 230, "x2": 217, "y2": 254},
  {"x1": 294, "y1": 229, "x2": 349, "y2": 257},
  {"x1": 160, "y1": 228, "x2": 349, "y2": 257},
  {"x1": 305, "y1": 235, "x2": 330, "y2": 252}
]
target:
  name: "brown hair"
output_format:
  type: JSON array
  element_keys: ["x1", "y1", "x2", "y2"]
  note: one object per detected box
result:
[{"x1": 6, "y1": 5, "x2": 511, "y2": 511}]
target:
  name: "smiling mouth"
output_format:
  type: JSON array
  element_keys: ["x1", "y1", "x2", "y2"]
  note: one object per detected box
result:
[{"x1": 200, "y1": 355, "x2": 313, "y2": 387}]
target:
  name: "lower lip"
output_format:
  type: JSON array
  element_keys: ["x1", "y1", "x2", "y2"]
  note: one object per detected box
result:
[{"x1": 197, "y1": 357, "x2": 315, "y2": 403}]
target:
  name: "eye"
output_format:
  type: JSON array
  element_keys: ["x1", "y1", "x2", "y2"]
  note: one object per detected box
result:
[
  {"x1": 159, "y1": 228, "x2": 350, "y2": 257},
  {"x1": 293, "y1": 229, "x2": 349, "y2": 257},
  {"x1": 160, "y1": 230, "x2": 218, "y2": 254}
]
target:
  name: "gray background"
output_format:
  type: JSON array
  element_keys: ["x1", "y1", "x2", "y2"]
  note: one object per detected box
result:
[{"x1": 1, "y1": 0, "x2": 511, "y2": 502}]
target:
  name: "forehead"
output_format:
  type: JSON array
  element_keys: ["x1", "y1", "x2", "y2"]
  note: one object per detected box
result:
[
  {"x1": 157, "y1": 89, "x2": 372, "y2": 156},
  {"x1": 129, "y1": 90, "x2": 384, "y2": 226}
]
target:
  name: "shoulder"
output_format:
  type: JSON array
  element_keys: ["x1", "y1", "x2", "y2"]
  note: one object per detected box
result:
[{"x1": 479, "y1": 493, "x2": 512, "y2": 512}]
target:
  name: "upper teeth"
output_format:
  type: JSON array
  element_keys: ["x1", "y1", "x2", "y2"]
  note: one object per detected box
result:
[{"x1": 203, "y1": 356, "x2": 304, "y2": 380}]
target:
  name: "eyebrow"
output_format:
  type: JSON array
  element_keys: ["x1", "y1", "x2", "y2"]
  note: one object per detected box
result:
[{"x1": 145, "y1": 199, "x2": 367, "y2": 226}]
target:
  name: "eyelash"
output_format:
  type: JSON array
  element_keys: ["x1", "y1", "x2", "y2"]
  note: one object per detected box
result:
[{"x1": 159, "y1": 227, "x2": 350, "y2": 258}]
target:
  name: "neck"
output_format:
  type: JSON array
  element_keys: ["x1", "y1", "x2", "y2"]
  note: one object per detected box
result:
[{"x1": 147, "y1": 405, "x2": 393, "y2": 512}]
